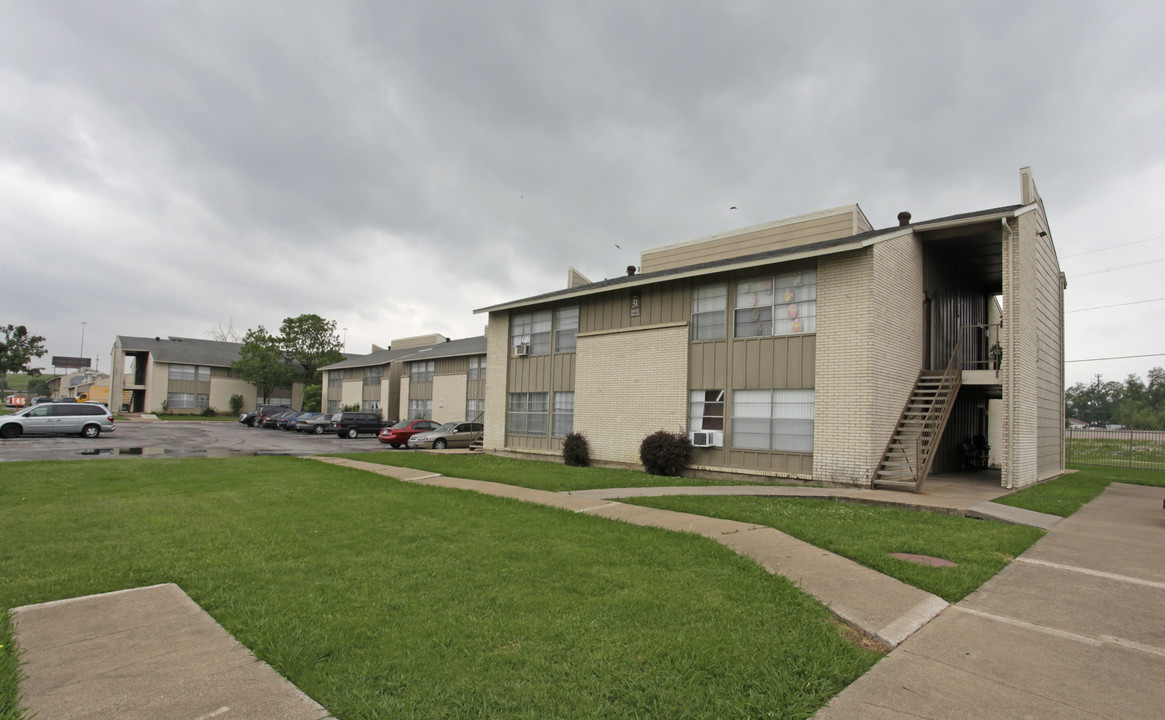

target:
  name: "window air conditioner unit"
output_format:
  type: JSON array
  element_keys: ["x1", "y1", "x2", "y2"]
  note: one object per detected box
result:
[
  {"x1": 690, "y1": 431, "x2": 723, "y2": 448},
  {"x1": 515, "y1": 344, "x2": 531, "y2": 357}
]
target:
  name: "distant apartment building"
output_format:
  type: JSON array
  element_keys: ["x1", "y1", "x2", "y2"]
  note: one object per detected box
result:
[
  {"x1": 320, "y1": 334, "x2": 486, "y2": 424},
  {"x1": 108, "y1": 336, "x2": 304, "y2": 414}
]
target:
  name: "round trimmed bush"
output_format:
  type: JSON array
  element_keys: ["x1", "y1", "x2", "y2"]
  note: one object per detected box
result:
[
  {"x1": 639, "y1": 430, "x2": 693, "y2": 477},
  {"x1": 562, "y1": 431, "x2": 590, "y2": 467}
]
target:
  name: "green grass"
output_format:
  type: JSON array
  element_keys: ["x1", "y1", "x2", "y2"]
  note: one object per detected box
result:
[
  {"x1": 0, "y1": 613, "x2": 25, "y2": 720},
  {"x1": 338, "y1": 452, "x2": 765, "y2": 492},
  {"x1": 996, "y1": 466, "x2": 1165, "y2": 517},
  {"x1": 0, "y1": 457, "x2": 879, "y2": 719},
  {"x1": 621, "y1": 496, "x2": 1044, "y2": 603}
]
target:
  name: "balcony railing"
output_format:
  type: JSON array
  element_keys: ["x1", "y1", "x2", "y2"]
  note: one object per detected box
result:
[{"x1": 959, "y1": 323, "x2": 1002, "y2": 372}]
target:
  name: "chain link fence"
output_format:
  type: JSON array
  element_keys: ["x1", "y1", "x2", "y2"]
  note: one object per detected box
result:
[{"x1": 1066, "y1": 428, "x2": 1165, "y2": 471}]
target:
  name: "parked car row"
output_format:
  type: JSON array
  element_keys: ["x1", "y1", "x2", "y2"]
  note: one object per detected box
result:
[{"x1": 236, "y1": 409, "x2": 484, "y2": 449}]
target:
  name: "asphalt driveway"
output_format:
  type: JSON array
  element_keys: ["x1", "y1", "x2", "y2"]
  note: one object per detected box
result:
[{"x1": 0, "y1": 419, "x2": 396, "y2": 462}]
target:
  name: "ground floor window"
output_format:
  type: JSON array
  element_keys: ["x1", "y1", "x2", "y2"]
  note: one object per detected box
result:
[
  {"x1": 466, "y1": 398, "x2": 485, "y2": 423},
  {"x1": 167, "y1": 392, "x2": 195, "y2": 409},
  {"x1": 196, "y1": 394, "x2": 209, "y2": 409},
  {"x1": 689, "y1": 389, "x2": 725, "y2": 430},
  {"x1": 409, "y1": 399, "x2": 432, "y2": 419},
  {"x1": 507, "y1": 392, "x2": 548, "y2": 435},
  {"x1": 327, "y1": 399, "x2": 340, "y2": 413},
  {"x1": 362, "y1": 400, "x2": 380, "y2": 412},
  {"x1": 552, "y1": 392, "x2": 574, "y2": 437},
  {"x1": 732, "y1": 389, "x2": 814, "y2": 453}
]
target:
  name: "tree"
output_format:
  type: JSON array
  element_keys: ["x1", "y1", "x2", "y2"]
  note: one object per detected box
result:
[
  {"x1": 207, "y1": 318, "x2": 243, "y2": 343},
  {"x1": 0, "y1": 324, "x2": 47, "y2": 392},
  {"x1": 279, "y1": 314, "x2": 345, "y2": 383},
  {"x1": 301, "y1": 384, "x2": 322, "y2": 413},
  {"x1": 231, "y1": 327, "x2": 297, "y2": 405}
]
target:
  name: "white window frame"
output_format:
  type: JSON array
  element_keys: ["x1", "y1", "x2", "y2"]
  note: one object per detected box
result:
[
  {"x1": 168, "y1": 364, "x2": 196, "y2": 381},
  {"x1": 731, "y1": 389, "x2": 815, "y2": 453},
  {"x1": 507, "y1": 392, "x2": 548, "y2": 435},
  {"x1": 511, "y1": 311, "x2": 552, "y2": 355},
  {"x1": 734, "y1": 269, "x2": 817, "y2": 338},
  {"x1": 691, "y1": 283, "x2": 727, "y2": 341},
  {"x1": 555, "y1": 307, "x2": 579, "y2": 353},
  {"x1": 166, "y1": 392, "x2": 195, "y2": 409},
  {"x1": 690, "y1": 389, "x2": 725, "y2": 431},
  {"x1": 552, "y1": 392, "x2": 574, "y2": 437},
  {"x1": 466, "y1": 398, "x2": 485, "y2": 423},
  {"x1": 408, "y1": 398, "x2": 433, "y2": 419}
]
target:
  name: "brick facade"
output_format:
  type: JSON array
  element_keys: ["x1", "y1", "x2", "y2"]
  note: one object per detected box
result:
[{"x1": 574, "y1": 323, "x2": 689, "y2": 465}]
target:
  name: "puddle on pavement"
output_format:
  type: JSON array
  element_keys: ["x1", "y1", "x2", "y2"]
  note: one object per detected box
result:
[{"x1": 75, "y1": 447, "x2": 309, "y2": 458}]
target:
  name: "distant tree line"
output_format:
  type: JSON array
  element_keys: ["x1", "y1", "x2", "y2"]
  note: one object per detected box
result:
[{"x1": 1066, "y1": 368, "x2": 1165, "y2": 429}]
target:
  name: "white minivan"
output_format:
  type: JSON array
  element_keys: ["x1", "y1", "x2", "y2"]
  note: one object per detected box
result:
[{"x1": 0, "y1": 402, "x2": 116, "y2": 439}]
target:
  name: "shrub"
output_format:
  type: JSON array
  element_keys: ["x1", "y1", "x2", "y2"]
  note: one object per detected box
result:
[
  {"x1": 229, "y1": 394, "x2": 245, "y2": 415},
  {"x1": 200, "y1": 406, "x2": 217, "y2": 417},
  {"x1": 343, "y1": 404, "x2": 360, "y2": 412},
  {"x1": 639, "y1": 430, "x2": 693, "y2": 477},
  {"x1": 562, "y1": 431, "x2": 591, "y2": 467}
]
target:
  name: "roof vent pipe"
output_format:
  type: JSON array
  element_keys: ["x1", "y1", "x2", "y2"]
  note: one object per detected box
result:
[{"x1": 898, "y1": 211, "x2": 912, "y2": 226}]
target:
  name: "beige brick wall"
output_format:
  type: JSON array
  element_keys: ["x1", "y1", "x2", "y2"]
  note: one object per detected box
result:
[
  {"x1": 814, "y1": 234, "x2": 924, "y2": 486},
  {"x1": 574, "y1": 322, "x2": 689, "y2": 465},
  {"x1": 814, "y1": 249, "x2": 876, "y2": 484},
  {"x1": 1001, "y1": 212, "x2": 1064, "y2": 489},
  {"x1": 433, "y1": 373, "x2": 468, "y2": 424},
  {"x1": 482, "y1": 311, "x2": 510, "y2": 451}
]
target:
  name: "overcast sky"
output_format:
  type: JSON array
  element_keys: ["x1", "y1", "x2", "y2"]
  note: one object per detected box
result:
[{"x1": 3, "y1": 1, "x2": 1163, "y2": 390}]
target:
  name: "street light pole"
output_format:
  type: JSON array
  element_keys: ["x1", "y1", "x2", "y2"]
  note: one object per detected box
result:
[{"x1": 80, "y1": 321, "x2": 87, "y2": 360}]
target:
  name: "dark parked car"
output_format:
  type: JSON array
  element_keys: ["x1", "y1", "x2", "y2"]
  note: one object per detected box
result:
[
  {"x1": 407, "y1": 422, "x2": 485, "y2": 450},
  {"x1": 330, "y1": 412, "x2": 388, "y2": 438},
  {"x1": 378, "y1": 419, "x2": 442, "y2": 448},
  {"x1": 0, "y1": 402, "x2": 116, "y2": 439},
  {"x1": 262, "y1": 410, "x2": 299, "y2": 429},
  {"x1": 296, "y1": 413, "x2": 336, "y2": 434},
  {"x1": 278, "y1": 411, "x2": 318, "y2": 430},
  {"x1": 244, "y1": 405, "x2": 294, "y2": 427}
]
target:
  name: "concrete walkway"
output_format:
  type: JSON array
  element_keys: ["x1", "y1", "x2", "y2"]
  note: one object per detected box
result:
[
  {"x1": 11, "y1": 584, "x2": 333, "y2": 720},
  {"x1": 813, "y1": 482, "x2": 1165, "y2": 719}
]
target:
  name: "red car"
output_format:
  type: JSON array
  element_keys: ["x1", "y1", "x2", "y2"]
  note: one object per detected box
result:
[{"x1": 378, "y1": 419, "x2": 442, "y2": 448}]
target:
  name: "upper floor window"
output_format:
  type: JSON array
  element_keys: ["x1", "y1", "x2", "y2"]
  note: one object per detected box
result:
[
  {"x1": 198, "y1": 366, "x2": 211, "y2": 382},
  {"x1": 363, "y1": 366, "x2": 382, "y2": 386},
  {"x1": 468, "y1": 356, "x2": 486, "y2": 381},
  {"x1": 168, "y1": 364, "x2": 196, "y2": 381},
  {"x1": 328, "y1": 372, "x2": 343, "y2": 388},
  {"x1": 735, "y1": 269, "x2": 817, "y2": 337},
  {"x1": 555, "y1": 307, "x2": 579, "y2": 353},
  {"x1": 511, "y1": 310, "x2": 552, "y2": 355},
  {"x1": 410, "y1": 360, "x2": 435, "y2": 384},
  {"x1": 691, "y1": 283, "x2": 727, "y2": 341}
]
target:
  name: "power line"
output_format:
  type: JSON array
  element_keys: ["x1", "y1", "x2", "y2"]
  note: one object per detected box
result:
[
  {"x1": 1066, "y1": 353, "x2": 1165, "y2": 363},
  {"x1": 1070, "y1": 257, "x2": 1165, "y2": 278},
  {"x1": 1065, "y1": 297, "x2": 1165, "y2": 313},
  {"x1": 1060, "y1": 233, "x2": 1165, "y2": 260}
]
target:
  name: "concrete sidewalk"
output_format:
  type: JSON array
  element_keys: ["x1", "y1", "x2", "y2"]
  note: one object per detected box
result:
[
  {"x1": 11, "y1": 584, "x2": 333, "y2": 720},
  {"x1": 813, "y1": 482, "x2": 1165, "y2": 719}
]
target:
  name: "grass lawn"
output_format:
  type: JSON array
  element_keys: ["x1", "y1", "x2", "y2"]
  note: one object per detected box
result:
[
  {"x1": 619, "y1": 496, "x2": 1044, "y2": 603},
  {"x1": 0, "y1": 457, "x2": 879, "y2": 720},
  {"x1": 337, "y1": 451, "x2": 766, "y2": 492},
  {"x1": 995, "y1": 465, "x2": 1165, "y2": 517}
]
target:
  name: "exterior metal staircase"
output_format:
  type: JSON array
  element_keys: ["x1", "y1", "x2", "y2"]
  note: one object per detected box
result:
[{"x1": 872, "y1": 338, "x2": 963, "y2": 492}]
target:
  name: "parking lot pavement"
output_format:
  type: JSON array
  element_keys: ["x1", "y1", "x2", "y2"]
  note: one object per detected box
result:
[{"x1": 0, "y1": 420, "x2": 398, "y2": 462}]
